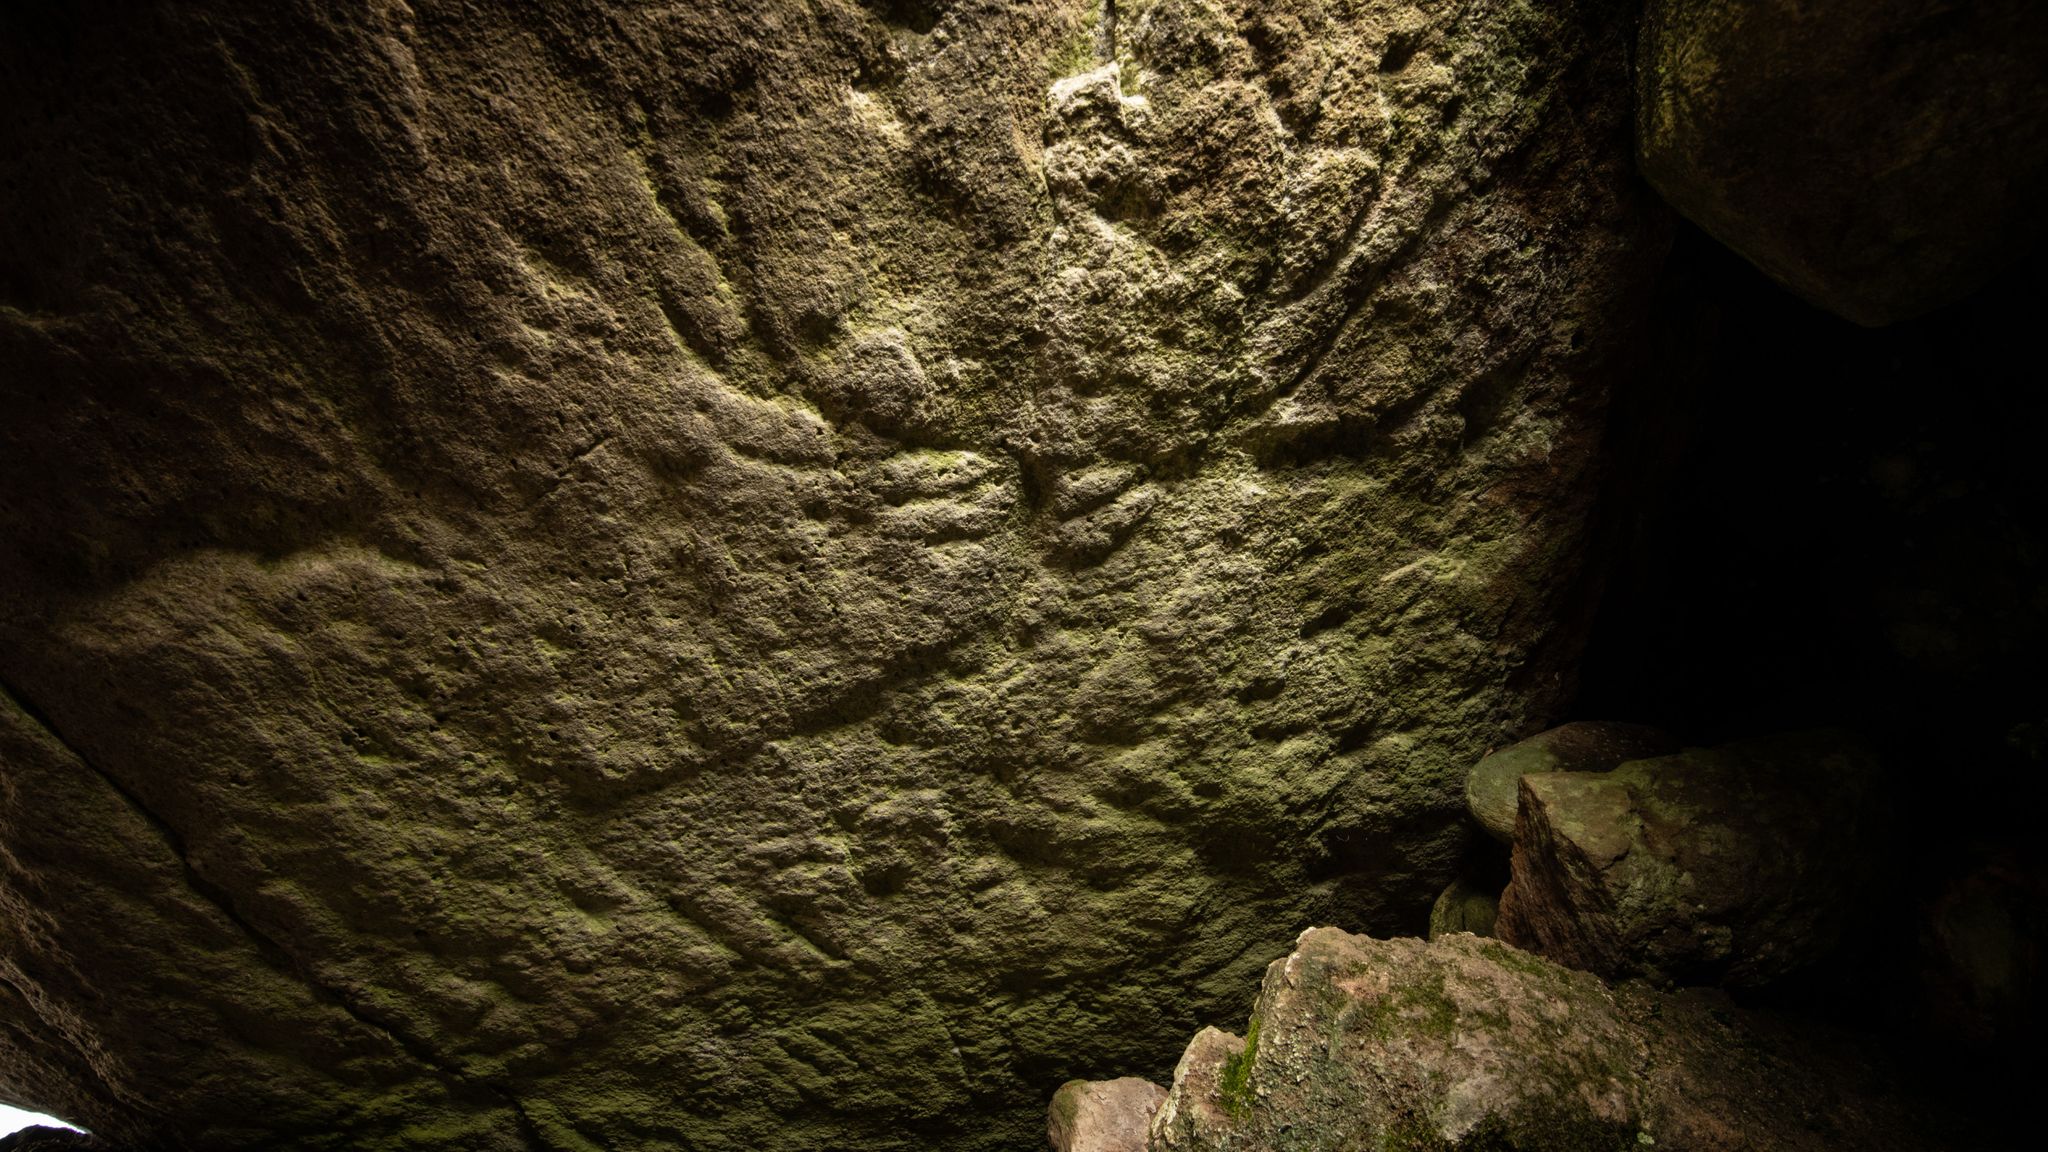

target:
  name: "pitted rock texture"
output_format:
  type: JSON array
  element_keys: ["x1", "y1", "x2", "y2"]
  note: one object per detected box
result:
[
  {"x1": 1637, "y1": 0, "x2": 2048, "y2": 326},
  {"x1": 1148, "y1": 929, "x2": 1949, "y2": 1151},
  {"x1": 0, "y1": 1, "x2": 1657, "y2": 1147}
]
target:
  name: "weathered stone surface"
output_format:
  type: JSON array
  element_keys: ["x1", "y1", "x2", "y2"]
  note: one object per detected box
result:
[
  {"x1": 1497, "y1": 731, "x2": 1887, "y2": 988},
  {"x1": 1149, "y1": 928, "x2": 1948, "y2": 1151},
  {"x1": 1048, "y1": 1077, "x2": 1165, "y2": 1152},
  {"x1": 1464, "y1": 721, "x2": 1675, "y2": 842},
  {"x1": 1426, "y1": 878, "x2": 1497, "y2": 940},
  {"x1": 1637, "y1": 0, "x2": 2048, "y2": 326},
  {"x1": 0, "y1": 1, "x2": 1658, "y2": 1147}
]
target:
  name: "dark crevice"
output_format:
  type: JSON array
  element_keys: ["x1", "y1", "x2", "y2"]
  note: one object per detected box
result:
[
  {"x1": 1571, "y1": 224, "x2": 2048, "y2": 1095},
  {"x1": 0, "y1": 677, "x2": 555, "y2": 1152},
  {"x1": 1377, "y1": 30, "x2": 1420, "y2": 74}
]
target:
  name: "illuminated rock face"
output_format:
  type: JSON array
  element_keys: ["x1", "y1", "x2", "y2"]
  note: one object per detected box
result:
[
  {"x1": 0, "y1": 1, "x2": 1657, "y2": 1148},
  {"x1": 1147, "y1": 929, "x2": 1950, "y2": 1152}
]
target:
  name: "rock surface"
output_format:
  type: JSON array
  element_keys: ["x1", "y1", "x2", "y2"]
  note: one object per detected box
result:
[
  {"x1": 1150, "y1": 927, "x2": 1948, "y2": 1151},
  {"x1": 0, "y1": 1, "x2": 1658, "y2": 1147},
  {"x1": 1496, "y1": 731, "x2": 1887, "y2": 988},
  {"x1": 0, "y1": 1132, "x2": 115, "y2": 1152},
  {"x1": 1919, "y1": 853, "x2": 2047, "y2": 1051},
  {"x1": 1048, "y1": 1077, "x2": 1165, "y2": 1152},
  {"x1": 1637, "y1": 0, "x2": 2048, "y2": 326},
  {"x1": 1464, "y1": 721, "x2": 1675, "y2": 842},
  {"x1": 1426, "y1": 878, "x2": 1497, "y2": 940}
]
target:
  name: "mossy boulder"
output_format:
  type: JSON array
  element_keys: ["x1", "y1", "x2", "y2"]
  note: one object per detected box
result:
[
  {"x1": 1146, "y1": 929, "x2": 1951, "y2": 1150},
  {"x1": 1465, "y1": 722, "x2": 1676, "y2": 843},
  {"x1": 0, "y1": 0, "x2": 1658, "y2": 1147},
  {"x1": 1496, "y1": 731, "x2": 1889, "y2": 988}
]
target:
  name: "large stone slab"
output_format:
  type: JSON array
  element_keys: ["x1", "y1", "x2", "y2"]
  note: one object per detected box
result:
[
  {"x1": 1150, "y1": 928, "x2": 1951, "y2": 1151},
  {"x1": 0, "y1": 1, "x2": 1658, "y2": 1147},
  {"x1": 1465, "y1": 720, "x2": 1676, "y2": 842},
  {"x1": 1637, "y1": 0, "x2": 2048, "y2": 325},
  {"x1": 1496, "y1": 731, "x2": 1889, "y2": 987}
]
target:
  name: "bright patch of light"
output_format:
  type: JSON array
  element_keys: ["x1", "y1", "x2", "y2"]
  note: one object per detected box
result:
[{"x1": 0, "y1": 1102, "x2": 81, "y2": 1136}]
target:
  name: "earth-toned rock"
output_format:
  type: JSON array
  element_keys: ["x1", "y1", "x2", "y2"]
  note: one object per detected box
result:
[
  {"x1": 0, "y1": 0, "x2": 1659, "y2": 1147},
  {"x1": 1149, "y1": 928, "x2": 1949, "y2": 1151},
  {"x1": 0, "y1": 1130, "x2": 116, "y2": 1152},
  {"x1": 1464, "y1": 721, "x2": 1676, "y2": 842},
  {"x1": 1496, "y1": 731, "x2": 1887, "y2": 988},
  {"x1": 1426, "y1": 878, "x2": 1498, "y2": 940},
  {"x1": 1048, "y1": 1077, "x2": 1165, "y2": 1152},
  {"x1": 1636, "y1": 0, "x2": 2048, "y2": 326},
  {"x1": 1919, "y1": 852, "x2": 2047, "y2": 1051}
]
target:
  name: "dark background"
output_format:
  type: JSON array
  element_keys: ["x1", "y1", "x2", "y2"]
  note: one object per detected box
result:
[{"x1": 1569, "y1": 218, "x2": 2048, "y2": 1080}]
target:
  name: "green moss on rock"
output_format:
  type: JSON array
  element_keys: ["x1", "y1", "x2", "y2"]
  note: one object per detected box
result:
[
  {"x1": 1148, "y1": 929, "x2": 1956, "y2": 1152},
  {"x1": 1216, "y1": 1015, "x2": 1261, "y2": 1118}
]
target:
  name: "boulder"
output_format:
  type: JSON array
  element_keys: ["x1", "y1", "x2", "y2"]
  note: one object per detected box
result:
[
  {"x1": 0, "y1": 0, "x2": 1660, "y2": 1147},
  {"x1": 1465, "y1": 721, "x2": 1677, "y2": 842},
  {"x1": 1426, "y1": 877, "x2": 1498, "y2": 940},
  {"x1": 1496, "y1": 731, "x2": 1888, "y2": 987},
  {"x1": 1149, "y1": 928, "x2": 1952, "y2": 1151},
  {"x1": 1637, "y1": 0, "x2": 2048, "y2": 325},
  {"x1": 1919, "y1": 853, "x2": 2047, "y2": 1050},
  {"x1": 1047, "y1": 1077, "x2": 1165, "y2": 1152}
]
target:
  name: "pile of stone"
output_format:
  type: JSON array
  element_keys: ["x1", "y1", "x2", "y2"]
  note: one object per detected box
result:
[
  {"x1": 1073, "y1": 928, "x2": 1942, "y2": 1152},
  {"x1": 1047, "y1": 724, "x2": 1929, "y2": 1151},
  {"x1": 1487, "y1": 726, "x2": 1890, "y2": 988},
  {"x1": 1456, "y1": 723, "x2": 1890, "y2": 990}
]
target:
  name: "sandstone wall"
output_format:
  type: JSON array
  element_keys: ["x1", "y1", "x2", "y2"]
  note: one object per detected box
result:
[{"x1": 0, "y1": 2, "x2": 1657, "y2": 1147}]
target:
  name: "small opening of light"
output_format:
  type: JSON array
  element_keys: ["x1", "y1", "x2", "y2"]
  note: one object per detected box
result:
[{"x1": 0, "y1": 1102, "x2": 82, "y2": 1137}]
